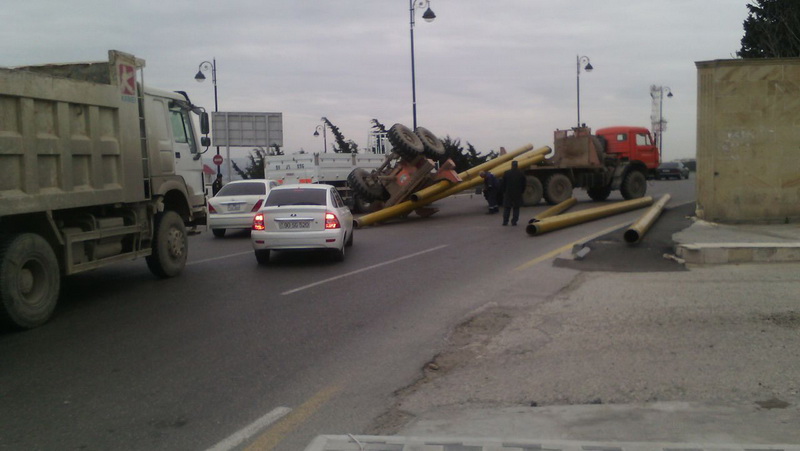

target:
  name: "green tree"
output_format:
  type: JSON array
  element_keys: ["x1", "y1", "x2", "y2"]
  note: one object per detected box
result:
[
  {"x1": 441, "y1": 136, "x2": 496, "y2": 173},
  {"x1": 738, "y1": 0, "x2": 800, "y2": 58},
  {"x1": 235, "y1": 145, "x2": 283, "y2": 179},
  {"x1": 322, "y1": 117, "x2": 358, "y2": 153}
]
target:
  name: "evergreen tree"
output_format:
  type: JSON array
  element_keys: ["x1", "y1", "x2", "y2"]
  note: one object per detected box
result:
[
  {"x1": 322, "y1": 117, "x2": 358, "y2": 153},
  {"x1": 738, "y1": 0, "x2": 800, "y2": 58}
]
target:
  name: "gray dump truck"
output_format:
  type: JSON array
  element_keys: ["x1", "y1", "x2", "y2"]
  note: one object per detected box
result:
[{"x1": 0, "y1": 50, "x2": 210, "y2": 329}]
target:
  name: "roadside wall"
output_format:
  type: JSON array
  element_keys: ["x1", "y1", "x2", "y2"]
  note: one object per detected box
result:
[{"x1": 695, "y1": 58, "x2": 800, "y2": 223}]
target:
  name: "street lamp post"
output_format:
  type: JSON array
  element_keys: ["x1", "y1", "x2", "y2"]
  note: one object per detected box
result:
[
  {"x1": 650, "y1": 85, "x2": 673, "y2": 160},
  {"x1": 409, "y1": 0, "x2": 436, "y2": 130},
  {"x1": 313, "y1": 119, "x2": 328, "y2": 154},
  {"x1": 576, "y1": 55, "x2": 593, "y2": 128},
  {"x1": 195, "y1": 59, "x2": 219, "y2": 174}
]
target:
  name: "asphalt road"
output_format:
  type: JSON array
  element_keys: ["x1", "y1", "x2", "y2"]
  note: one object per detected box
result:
[{"x1": 0, "y1": 177, "x2": 695, "y2": 451}]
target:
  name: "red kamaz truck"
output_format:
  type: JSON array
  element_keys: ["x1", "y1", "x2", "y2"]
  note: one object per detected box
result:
[{"x1": 521, "y1": 125, "x2": 660, "y2": 205}]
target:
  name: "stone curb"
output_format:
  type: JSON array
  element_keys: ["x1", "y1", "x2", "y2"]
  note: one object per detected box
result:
[
  {"x1": 304, "y1": 435, "x2": 800, "y2": 451},
  {"x1": 675, "y1": 243, "x2": 800, "y2": 264}
]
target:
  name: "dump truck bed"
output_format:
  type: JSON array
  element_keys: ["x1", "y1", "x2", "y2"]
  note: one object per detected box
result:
[{"x1": 0, "y1": 51, "x2": 146, "y2": 216}]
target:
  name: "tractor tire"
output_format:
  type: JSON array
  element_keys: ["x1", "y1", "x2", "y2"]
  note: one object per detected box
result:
[
  {"x1": 620, "y1": 169, "x2": 647, "y2": 200},
  {"x1": 347, "y1": 168, "x2": 385, "y2": 202},
  {"x1": 522, "y1": 176, "x2": 543, "y2": 206},
  {"x1": 146, "y1": 211, "x2": 188, "y2": 278},
  {"x1": 543, "y1": 173, "x2": 573, "y2": 205},
  {"x1": 0, "y1": 233, "x2": 60, "y2": 329},
  {"x1": 387, "y1": 123, "x2": 425, "y2": 161},
  {"x1": 415, "y1": 127, "x2": 446, "y2": 161},
  {"x1": 587, "y1": 185, "x2": 612, "y2": 202}
]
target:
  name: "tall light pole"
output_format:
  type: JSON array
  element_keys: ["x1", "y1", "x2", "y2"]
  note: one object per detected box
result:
[
  {"x1": 410, "y1": 0, "x2": 436, "y2": 130},
  {"x1": 195, "y1": 59, "x2": 219, "y2": 174},
  {"x1": 650, "y1": 85, "x2": 673, "y2": 160},
  {"x1": 576, "y1": 55, "x2": 593, "y2": 128},
  {"x1": 313, "y1": 119, "x2": 328, "y2": 154}
]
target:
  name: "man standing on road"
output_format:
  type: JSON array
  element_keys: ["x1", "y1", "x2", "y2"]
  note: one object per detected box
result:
[
  {"x1": 212, "y1": 173, "x2": 223, "y2": 196},
  {"x1": 479, "y1": 171, "x2": 500, "y2": 214},
  {"x1": 501, "y1": 160, "x2": 526, "y2": 226}
]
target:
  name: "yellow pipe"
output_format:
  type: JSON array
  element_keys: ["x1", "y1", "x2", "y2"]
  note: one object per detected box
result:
[
  {"x1": 526, "y1": 196, "x2": 654, "y2": 236},
  {"x1": 356, "y1": 152, "x2": 548, "y2": 228},
  {"x1": 623, "y1": 194, "x2": 671, "y2": 244},
  {"x1": 410, "y1": 144, "x2": 546, "y2": 203},
  {"x1": 528, "y1": 197, "x2": 577, "y2": 224}
]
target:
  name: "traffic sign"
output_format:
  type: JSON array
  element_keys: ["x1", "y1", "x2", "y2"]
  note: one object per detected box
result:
[{"x1": 212, "y1": 154, "x2": 223, "y2": 166}]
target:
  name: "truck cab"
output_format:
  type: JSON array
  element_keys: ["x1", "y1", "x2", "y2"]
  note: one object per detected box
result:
[{"x1": 595, "y1": 126, "x2": 660, "y2": 175}]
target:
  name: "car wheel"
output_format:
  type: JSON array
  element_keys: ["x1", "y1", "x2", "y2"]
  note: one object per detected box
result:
[
  {"x1": 332, "y1": 243, "x2": 345, "y2": 262},
  {"x1": 211, "y1": 228, "x2": 226, "y2": 238},
  {"x1": 345, "y1": 230, "x2": 353, "y2": 247},
  {"x1": 255, "y1": 249, "x2": 270, "y2": 265}
]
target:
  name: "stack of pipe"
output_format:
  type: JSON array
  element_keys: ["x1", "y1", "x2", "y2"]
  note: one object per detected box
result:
[
  {"x1": 526, "y1": 196, "x2": 654, "y2": 236},
  {"x1": 355, "y1": 144, "x2": 551, "y2": 228}
]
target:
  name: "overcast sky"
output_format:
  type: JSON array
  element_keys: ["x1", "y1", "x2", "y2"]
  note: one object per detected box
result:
[{"x1": 2, "y1": 1, "x2": 750, "y2": 161}]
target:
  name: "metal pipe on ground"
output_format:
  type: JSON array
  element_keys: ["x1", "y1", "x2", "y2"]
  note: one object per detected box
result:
[
  {"x1": 410, "y1": 144, "x2": 546, "y2": 203},
  {"x1": 356, "y1": 150, "x2": 549, "y2": 228},
  {"x1": 623, "y1": 194, "x2": 671, "y2": 244},
  {"x1": 527, "y1": 197, "x2": 578, "y2": 224},
  {"x1": 526, "y1": 196, "x2": 654, "y2": 236}
]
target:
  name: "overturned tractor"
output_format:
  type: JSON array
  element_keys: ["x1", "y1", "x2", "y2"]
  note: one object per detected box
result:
[{"x1": 347, "y1": 124, "x2": 460, "y2": 214}]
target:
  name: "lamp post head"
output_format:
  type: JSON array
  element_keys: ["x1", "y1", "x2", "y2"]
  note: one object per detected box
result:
[
  {"x1": 667, "y1": 91, "x2": 674, "y2": 98},
  {"x1": 422, "y1": 6, "x2": 436, "y2": 22},
  {"x1": 194, "y1": 71, "x2": 206, "y2": 82},
  {"x1": 313, "y1": 130, "x2": 320, "y2": 137},
  {"x1": 584, "y1": 62, "x2": 593, "y2": 72}
]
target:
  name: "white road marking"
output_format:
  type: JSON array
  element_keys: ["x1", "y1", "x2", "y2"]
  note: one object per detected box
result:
[
  {"x1": 188, "y1": 251, "x2": 253, "y2": 266},
  {"x1": 281, "y1": 245, "x2": 449, "y2": 295},
  {"x1": 205, "y1": 406, "x2": 292, "y2": 451}
]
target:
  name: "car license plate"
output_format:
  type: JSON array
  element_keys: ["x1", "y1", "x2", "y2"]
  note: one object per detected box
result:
[
  {"x1": 226, "y1": 204, "x2": 241, "y2": 212},
  {"x1": 279, "y1": 221, "x2": 310, "y2": 229}
]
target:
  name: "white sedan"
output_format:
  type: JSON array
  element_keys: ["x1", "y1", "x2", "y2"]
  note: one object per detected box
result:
[
  {"x1": 208, "y1": 179, "x2": 279, "y2": 237},
  {"x1": 251, "y1": 184, "x2": 354, "y2": 264}
]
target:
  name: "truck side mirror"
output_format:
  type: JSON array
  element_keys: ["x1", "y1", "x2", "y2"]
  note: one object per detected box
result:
[
  {"x1": 201, "y1": 137, "x2": 211, "y2": 147},
  {"x1": 200, "y1": 112, "x2": 210, "y2": 135}
]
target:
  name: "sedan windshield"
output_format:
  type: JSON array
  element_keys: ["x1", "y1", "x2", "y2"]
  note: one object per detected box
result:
[
  {"x1": 216, "y1": 182, "x2": 266, "y2": 197},
  {"x1": 266, "y1": 189, "x2": 327, "y2": 206}
]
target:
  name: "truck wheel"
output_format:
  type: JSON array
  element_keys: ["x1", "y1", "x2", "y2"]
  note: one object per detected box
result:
[
  {"x1": 146, "y1": 211, "x2": 187, "y2": 278},
  {"x1": 543, "y1": 173, "x2": 573, "y2": 205},
  {"x1": 387, "y1": 123, "x2": 425, "y2": 161},
  {"x1": 415, "y1": 127, "x2": 446, "y2": 161},
  {"x1": 211, "y1": 228, "x2": 226, "y2": 238},
  {"x1": 620, "y1": 169, "x2": 647, "y2": 200},
  {"x1": 522, "y1": 176, "x2": 543, "y2": 206},
  {"x1": 587, "y1": 185, "x2": 612, "y2": 202},
  {"x1": 348, "y1": 168, "x2": 385, "y2": 202},
  {"x1": 0, "y1": 233, "x2": 60, "y2": 329}
]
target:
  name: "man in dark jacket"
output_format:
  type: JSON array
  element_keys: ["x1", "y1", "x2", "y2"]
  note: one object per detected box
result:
[
  {"x1": 500, "y1": 160, "x2": 526, "y2": 226},
  {"x1": 479, "y1": 171, "x2": 500, "y2": 214}
]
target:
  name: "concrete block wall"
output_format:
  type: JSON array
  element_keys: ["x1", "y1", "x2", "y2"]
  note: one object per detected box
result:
[{"x1": 695, "y1": 58, "x2": 800, "y2": 223}]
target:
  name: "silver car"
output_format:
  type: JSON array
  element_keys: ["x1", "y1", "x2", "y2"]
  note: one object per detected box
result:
[
  {"x1": 208, "y1": 179, "x2": 279, "y2": 237},
  {"x1": 251, "y1": 184, "x2": 354, "y2": 264}
]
